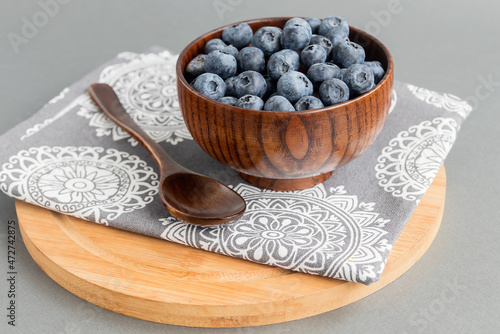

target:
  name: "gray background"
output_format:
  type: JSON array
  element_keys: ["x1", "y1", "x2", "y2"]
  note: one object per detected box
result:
[{"x1": 1, "y1": 0, "x2": 499, "y2": 333}]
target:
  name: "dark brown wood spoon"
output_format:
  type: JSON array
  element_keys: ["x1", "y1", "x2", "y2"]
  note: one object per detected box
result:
[{"x1": 88, "y1": 83, "x2": 246, "y2": 225}]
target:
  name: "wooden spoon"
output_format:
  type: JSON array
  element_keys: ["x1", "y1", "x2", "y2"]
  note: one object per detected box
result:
[{"x1": 88, "y1": 83, "x2": 246, "y2": 225}]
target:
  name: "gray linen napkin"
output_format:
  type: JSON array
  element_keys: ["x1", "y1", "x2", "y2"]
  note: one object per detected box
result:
[{"x1": 0, "y1": 47, "x2": 471, "y2": 285}]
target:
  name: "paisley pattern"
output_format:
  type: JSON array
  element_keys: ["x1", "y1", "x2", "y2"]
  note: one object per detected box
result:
[
  {"x1": 77, "y1": 51, "x2": 192, "y2": 145},
  {"x1": 0, "y1": 146, "x2": 158, "y2": 224},
  {"x1": 160, "y1": 184, "x2": 392, "y2": 284},
  {"x1": 375, "y1": 117, "x2": 458, "y2": 201},
  {"x1": 407, "y1": 84, "x2": 472, "y2": 119}
]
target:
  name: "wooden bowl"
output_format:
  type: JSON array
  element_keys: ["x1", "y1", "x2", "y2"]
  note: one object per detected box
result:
[{"x1": 176, "y1": 17, "x2": 394, "y2": 191}]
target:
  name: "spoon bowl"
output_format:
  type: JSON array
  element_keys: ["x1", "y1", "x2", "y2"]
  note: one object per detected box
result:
[
  {"x1": 88, "y1": 83, "x2": 246, "y2": 225},
  {"x1": 161, "y1": 172, "x2": 246, "y2": 225}
]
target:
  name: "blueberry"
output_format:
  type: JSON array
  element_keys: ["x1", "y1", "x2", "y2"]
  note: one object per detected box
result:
[
  {"x1": 236, "y1": 95, "x2": 264, "y2": 110},
  {"x1": 325, "y1": 61, "x2": 343, "y2": 74},
  {"x1": 306, "y1": 62, "x2": 341, "y2": 88},
  {"x1": 221, "y1": 23, "x2": 253, "y2": 49},
  {"x1": 264, "y1": 95, "x2": 295, "y2": 112},
  {"x1": 325, "y1": 30, "x2": 349, "y2": 47},
  {"x1": 309, "y1": 35, "x2": 334, "y2": 58},
  {"x1": 319, "y1": 16, "x2": 349, "y2": 38},
  {"x1": 218, "y1": 96, "x2": 239, "y2": 106},
  {"x1": 277, "y1": 49, "x2": 300, "y2": 64},
  {"x1": 281, "y1": 26, "x2": 311, "y2": 51},
  {"x1": 185, "y1": 55, "x2": 206, "y2": 82},
  {"x1": 236, "y1": 46, "x2": 266, "y2": 73},
  {"x1": 363, "y1": 61, "x2": 385, "y2": 84},
  {"x1": 343, "y1": 64, "x2": 375, "y2": 96},
  {"x1": 191, "y1": 73, "x2": 226, "y2": 100},
  {"x1": 277, "y1": 71, "x2": 314, "y2": 104},
  {"x1": 221, "y1": 45, "x2": 239, "y2": 58},
  {"x1": 331, "y1": 41, "x2": 365, "y2": 68},
  {"x1": 319, "y1": 78, "x2": 350, "y2": 106},
  {"x1": 294, "y1": 95, "x2": 325, "y2": 111},
  {"x1": 300, "y1": 44, "x2": 327, "y2": 68},
  {"x1": 338, "y1": 68, "x2": 347, "y2": 81},
  {"x1": 252, "y1": 26, "x2": 283, "y2": 57},
  {"x1": 234, "y1": 70, "x2": 267, "y2": 98},
  {"x1": 267, "y1": 49, "x2": 300, "y2": 80},
  {"x1": 263, "y1": 75, "x2": 277, "y2": 100},
  {"x1": 224, "y1": 76, "x2": 238, "y2": 96},
  {"x1": 305, "y1": 17, "x2": 321, "y2": 34},
  {"x1": 204, "y1": 38, "x2": 227, "y2": 54},
  {"x1": 204, "y1": 50, "x2": 237, "y2": 80},
  {"x1": 284, "y1": 18, "x2": 312, "y2": 38}
]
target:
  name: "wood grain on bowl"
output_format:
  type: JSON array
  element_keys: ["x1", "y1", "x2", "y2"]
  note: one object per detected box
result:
[{"x1": 177, "y1": 17, "x2": 394, "y2": 191}]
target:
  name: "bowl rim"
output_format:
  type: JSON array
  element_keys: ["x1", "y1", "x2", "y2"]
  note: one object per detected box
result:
[{"x1": 176, "y1": 16, "x2": 394, "y2": 116}]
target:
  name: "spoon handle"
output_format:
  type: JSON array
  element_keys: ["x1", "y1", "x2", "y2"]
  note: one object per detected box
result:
[{"x1": 88, "y1": 83, "x2": 184, "y2": 174}]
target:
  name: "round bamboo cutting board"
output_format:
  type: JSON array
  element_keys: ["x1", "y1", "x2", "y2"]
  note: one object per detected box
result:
[{"x1": 16, "y1": 166, "x2": 446, "y2": 328}]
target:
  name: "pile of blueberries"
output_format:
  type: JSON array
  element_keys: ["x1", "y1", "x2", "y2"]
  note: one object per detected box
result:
[{"x1": 186, "y1": 16, "x2": 385, "y2": 111}]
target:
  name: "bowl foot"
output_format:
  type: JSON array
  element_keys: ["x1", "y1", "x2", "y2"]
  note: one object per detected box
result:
[{"x1": 238, "y1": 171, "x2": 334, "y2": 191}]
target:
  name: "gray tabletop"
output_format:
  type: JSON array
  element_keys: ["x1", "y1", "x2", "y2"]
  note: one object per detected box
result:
[{"x1": 1, "y1": 1, "x2": 499, "y2": 333}]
